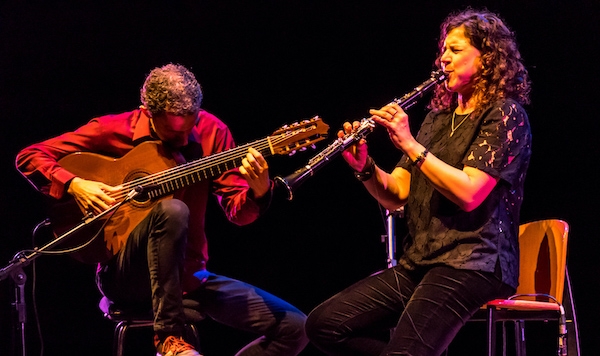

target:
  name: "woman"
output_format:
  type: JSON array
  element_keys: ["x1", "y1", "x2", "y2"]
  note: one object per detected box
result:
[{"x1": 305, "y1": 8, "x2": 532, "y2": 356}]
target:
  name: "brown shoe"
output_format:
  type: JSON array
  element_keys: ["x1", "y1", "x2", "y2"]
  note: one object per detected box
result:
[{"x1": 155, "y1": 335, "x2": 201, "y2": 356}]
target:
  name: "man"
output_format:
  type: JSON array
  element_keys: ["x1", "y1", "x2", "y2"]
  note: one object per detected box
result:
[{"x1": 16, "y1": 63, "x2": 308, "y2": 356}]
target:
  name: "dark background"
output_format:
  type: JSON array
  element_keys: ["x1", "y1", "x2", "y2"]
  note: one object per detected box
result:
[{"x1": 1, "y1": 1, "x2": 598, "y2": 355}]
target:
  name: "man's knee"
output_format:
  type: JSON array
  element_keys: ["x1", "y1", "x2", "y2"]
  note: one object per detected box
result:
[{"x1": 156, "y1": 199, "x2": 190, "y2": 225}]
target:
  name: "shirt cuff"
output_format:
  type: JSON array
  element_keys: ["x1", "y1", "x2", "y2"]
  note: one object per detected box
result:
[
  {"x1": 50, "y1": 168, "x2": 77, "y2": 199},
  {"x1": 249, "y1": 180, "x2": 274, "y2": 214}
]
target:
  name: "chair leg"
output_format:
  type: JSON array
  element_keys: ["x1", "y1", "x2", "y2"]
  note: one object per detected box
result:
[
  {"x1": 515, "y1": 320, "x2": 525, "y2": 356},
  {"x1": 487, "y1": 307, "x2": 497, "y2": 356},
  {"x1": 186, "y1": 323, "x2": 201, "y2": 350},
  {"x1": 558, "y1": 305, "x2": 568, "y2": 356},
  {"x1": 113, "y1": 320, "x2": 157, "y2": 356},
  {"x1": 114, "y1": 321, "x2": 129, "y2": 356},
  {"x1": 564, "y1": 267, "x2": 580, "y2": 356},
  {"x1": 502, "y1": 321, "x2": 507, "y2": 356}
]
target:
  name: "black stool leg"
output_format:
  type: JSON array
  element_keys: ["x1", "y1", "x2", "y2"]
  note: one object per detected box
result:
[{"x1": 487, "y1": 307, "x2": 497, "y2": 356}]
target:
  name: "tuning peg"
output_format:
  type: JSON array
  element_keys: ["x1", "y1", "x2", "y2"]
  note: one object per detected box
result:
[{"x1": 288, "y1": 150, "x2": 297, "y2": 156}]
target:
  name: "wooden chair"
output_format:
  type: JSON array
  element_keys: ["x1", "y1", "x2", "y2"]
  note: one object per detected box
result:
[
  {"x1": 481, "y1": 219, "x2": 580, "y2": 356},
  {"x1": 100, "y1": 297, "x2": 204, "y2": 356}
]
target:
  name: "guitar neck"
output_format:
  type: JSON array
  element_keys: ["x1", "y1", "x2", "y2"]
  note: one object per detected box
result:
[{"x1": 128, "y1": 137, "x2": 272, "y2": 199}]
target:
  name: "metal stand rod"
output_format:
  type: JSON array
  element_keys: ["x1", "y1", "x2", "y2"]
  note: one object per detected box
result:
[
  {"x1": 0, "y1": 188, "x2": 140, "y2": 356},
  {"x1": 384, "y1": 208, "x2": 404, "y2": 268},
  {"x1": 385, "y1": 212, "x2": 397, "y2": 268},
  {"x1": 11, "y1": 266, "x2": 27, "y2": 356}
]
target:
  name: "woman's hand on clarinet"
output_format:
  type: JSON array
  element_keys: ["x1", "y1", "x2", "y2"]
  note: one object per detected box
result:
[
  {"x1": 339, "y1": 121, "x2": 370, "y2": 172},
  {"x1": 370, "y1": 103, "x2": 417, "y2": 152}
]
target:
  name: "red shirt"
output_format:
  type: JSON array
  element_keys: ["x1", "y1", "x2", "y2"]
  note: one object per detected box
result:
[{"x1": 16, "y1": 109, "x2": 266, "y2": 292}]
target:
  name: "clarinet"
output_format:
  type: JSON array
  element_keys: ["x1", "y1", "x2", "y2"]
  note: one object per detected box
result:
[{"x1": 274, "y1": 70, "x2": 447, "y2": 200}]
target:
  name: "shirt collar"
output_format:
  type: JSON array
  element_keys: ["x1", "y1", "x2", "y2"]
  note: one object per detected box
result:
[{"x1": 132, "y1": 109, "x2": 158, "y2": 145}]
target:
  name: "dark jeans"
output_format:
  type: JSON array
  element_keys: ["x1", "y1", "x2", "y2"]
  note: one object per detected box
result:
[
  {"x1": 305, "y1": 264, "x2": 514, "y2": 356},
  {"x1": 96, "y1": 199, "x2": 308, "y2": 356}
]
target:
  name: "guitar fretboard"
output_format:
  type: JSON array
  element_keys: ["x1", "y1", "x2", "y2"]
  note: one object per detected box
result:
[{"x1": 126, "y1": 138, "x2": 273, "y2": 200}]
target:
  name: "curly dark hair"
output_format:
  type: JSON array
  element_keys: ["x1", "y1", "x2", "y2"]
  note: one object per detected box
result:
[
  {"x1": 430, "y1": 8, "x2": 531, "y2": 117},
  {"x1": 140, "y1": 63, "x2": 203, "y2": 117}
]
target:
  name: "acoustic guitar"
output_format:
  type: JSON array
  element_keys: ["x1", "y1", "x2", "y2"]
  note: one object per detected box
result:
[{"x1": 49, "y1": 117, "x2": 328, "y2": 264}]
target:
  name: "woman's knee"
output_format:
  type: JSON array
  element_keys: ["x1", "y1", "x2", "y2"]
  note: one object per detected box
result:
[{"x1": 305, "y1": 304, "x2": 332, "y2": 343}]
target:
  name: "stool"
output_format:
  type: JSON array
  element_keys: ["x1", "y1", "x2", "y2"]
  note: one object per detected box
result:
[{"x1": 100, "y1": 297, "x2": 204, "y2": 356}]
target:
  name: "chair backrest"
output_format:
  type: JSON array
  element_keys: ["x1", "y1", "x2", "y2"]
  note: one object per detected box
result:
[{"x1": 516, "y1": 219, "x2": 569, "y2": 303}]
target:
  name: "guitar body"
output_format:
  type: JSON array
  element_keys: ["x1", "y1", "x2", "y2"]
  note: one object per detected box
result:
[
  {"x1": 51, "y1": 141, "x2": 177, "y2": 264},
  {"x1": 47, "y1": 116, "x2": 329, "y2": 264}
]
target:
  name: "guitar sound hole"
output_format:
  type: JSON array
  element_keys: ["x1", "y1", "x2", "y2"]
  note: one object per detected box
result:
[{"x1": 133, "y1": 191, "x2": 151, "y2": 204}]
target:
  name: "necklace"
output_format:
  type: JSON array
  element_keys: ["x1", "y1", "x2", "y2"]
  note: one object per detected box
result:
[{"x1": 450, "y1": 111, "x2": 471, "y2": 137}]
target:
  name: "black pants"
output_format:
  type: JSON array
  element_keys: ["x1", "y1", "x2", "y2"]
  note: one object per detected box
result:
[
  {"x1": 97, "y1": 199, "x2": 308, "y2": 355},
  {"x1": 305, "y1": 264, "x2": 514, "y2": 356}
]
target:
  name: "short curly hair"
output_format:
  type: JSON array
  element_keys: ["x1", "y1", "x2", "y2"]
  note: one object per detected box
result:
[
  {"x1": 430, "y1": 8, "x2": 531, "y2": 117},
  {"x1": 140, "y1": 63, "x2": 203, "y2": 117}
]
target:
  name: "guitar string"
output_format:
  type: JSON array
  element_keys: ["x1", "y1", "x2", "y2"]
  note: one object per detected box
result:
[
  {"x1": 131, "y1": 123, "x2": 322, "y2": 190},
  {"x1": 56, "y1": 125, "x2": 321, "y2": 257},
  {"x1": 107, "y1": 131, "x2": 313, "y2": 201},
  {"x1": 110, "y1": 140, "x2": 270, "y2": 200},
  {"x1": 108, "y1": 120, "x2": 324, "y2": 200}
]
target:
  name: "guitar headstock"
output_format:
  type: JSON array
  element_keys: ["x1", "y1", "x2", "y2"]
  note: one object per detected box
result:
[{"x1": 270, "y1": 116, "x2": 329, "y2": 156}]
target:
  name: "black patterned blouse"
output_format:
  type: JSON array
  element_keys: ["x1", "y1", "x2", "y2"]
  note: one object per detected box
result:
[{"x1": 397, "y1": 99, "x2": 531, "y2": 288}]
